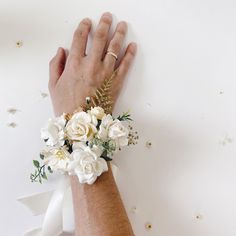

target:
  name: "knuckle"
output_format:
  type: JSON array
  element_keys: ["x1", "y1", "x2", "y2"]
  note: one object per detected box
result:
[
  {"x1": 110, "y1": 40, "x2": 121, "y2": 52},
  {"x1": 67, "y1": 56, "x2": 80, "y2": 71},
  {"x1": 74, "y1": 28, "x2": 87, "y2": 39},
  {"x1": 94, "y1": 28, "x2": 107, "y2": 40},
  {"x1": 123, "y1": 57, "x2": 131, "y2": 67},
  {"x1": 69, "y1": 54, "x2": 80, "y2": 63}
]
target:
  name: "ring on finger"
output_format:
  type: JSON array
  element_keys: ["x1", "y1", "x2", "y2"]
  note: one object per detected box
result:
[{"x1": 106, "y1": 50, "x2": 118, "y2": 60}]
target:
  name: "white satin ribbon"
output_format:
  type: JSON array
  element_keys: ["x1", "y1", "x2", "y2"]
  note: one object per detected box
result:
[{"x1": 18, "y1": 164, "x2": 118, "y2": 236}]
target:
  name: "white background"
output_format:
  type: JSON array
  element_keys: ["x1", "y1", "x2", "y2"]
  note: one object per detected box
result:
[{"x1": 1, "y1": 0, "x2": 236, "y2": 235}]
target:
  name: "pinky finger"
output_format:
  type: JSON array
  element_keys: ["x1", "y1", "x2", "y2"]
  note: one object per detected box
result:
[{"x1": 116, "y1": 42, "x2": 137, "y2": 79}]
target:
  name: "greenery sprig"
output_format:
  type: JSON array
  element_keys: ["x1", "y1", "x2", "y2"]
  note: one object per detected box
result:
[
  {"x1": 89, "y1": 137, "x2": 116, "y2": 161},
  {"x1": 117, "y1": 111, "x2": 132, "y2": 121},
  {"x1": 30, "y1": 154, "x2": 53, "y2": 184}
]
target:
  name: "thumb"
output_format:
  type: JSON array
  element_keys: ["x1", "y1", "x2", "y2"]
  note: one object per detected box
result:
[{"x1": 49, "y1": 47, "x2": 66, "y2": 87}]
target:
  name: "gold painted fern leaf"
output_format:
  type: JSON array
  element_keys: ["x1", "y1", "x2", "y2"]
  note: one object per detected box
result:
[{"x1": 91, "y1": 69, "x2": 118, "y2": 114}]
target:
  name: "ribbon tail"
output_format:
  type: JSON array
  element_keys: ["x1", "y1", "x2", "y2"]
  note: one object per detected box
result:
[
  {"x1": 18, "y1": 191, "x2": 54, "y2": 216},
  {"x1": 25, "y1": 228, "x2": 42, "y2": 236},
  {"x1": 18, "y1": 175, "x2": 70, "y2": 236},
  {"x1": 41, "y1": 175, "x2": 70, "y2": 236},
  {"x1": 19, "y1": 165, "x2": 118, "y2": 236}
]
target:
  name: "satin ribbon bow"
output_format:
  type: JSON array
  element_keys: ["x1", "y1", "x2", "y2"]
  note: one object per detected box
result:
[{"x1": 18, "y1": 164, "x2": 118, "y2": 236}]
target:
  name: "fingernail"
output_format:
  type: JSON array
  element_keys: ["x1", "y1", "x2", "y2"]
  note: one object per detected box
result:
[
  {"x1": 119, "y1": 21, "x2": 128, "y2": 30},
  {"x1": 82, "y1": 17, "x2": 92, "y2": 25},
  {"x1": 103, "y1": 12, "x2": 112, "y2": 19}
]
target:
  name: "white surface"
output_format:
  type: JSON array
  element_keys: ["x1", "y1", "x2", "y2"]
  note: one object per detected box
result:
[{"x1": 1, "y1": 0, "x2": 236, "y2": 235}]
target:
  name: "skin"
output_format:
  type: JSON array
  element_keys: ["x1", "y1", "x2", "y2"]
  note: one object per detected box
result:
[{"x1": 49, "y1": 12, "x2": 137, "y2": 236}]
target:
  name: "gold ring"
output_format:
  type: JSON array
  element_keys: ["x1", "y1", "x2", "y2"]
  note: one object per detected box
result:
[{"x1": 106, "y1": 51, "x2": 118, "y2": 60}]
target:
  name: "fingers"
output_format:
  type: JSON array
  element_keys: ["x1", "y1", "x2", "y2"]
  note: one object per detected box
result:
[
  {"x1": 103, "y1": 21, "x2": 127, "y2": 72},
  {"x1": 90, "y1": 12, "x2": 112, "y2": 62},
  {"x1": 116, "y1": 42, "x2": 137, "y2": 80},
  {"x1": 70, "y1": 18, "x2": 92, "y2": 59},
  {"x1": 49, "y1": 47, "x2": 66, "y2": 88}
]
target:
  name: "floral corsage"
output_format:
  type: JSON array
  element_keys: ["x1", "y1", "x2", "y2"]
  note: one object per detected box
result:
[{"x1": 30, "y1": 71, "x2": 138, "y2": 184}]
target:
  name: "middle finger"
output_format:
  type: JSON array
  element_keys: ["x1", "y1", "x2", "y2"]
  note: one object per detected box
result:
[{"x1": 90, "y1": 12, "x2": 112, "y2": 62}]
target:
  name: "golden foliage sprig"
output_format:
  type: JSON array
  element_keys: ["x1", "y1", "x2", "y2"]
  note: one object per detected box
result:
[
  {"x1": 64, "y1": 70, "x2": 117, "y2": 118},
  {"x1": 90, "y1": 69, "x2": 118, "y2": 114}
]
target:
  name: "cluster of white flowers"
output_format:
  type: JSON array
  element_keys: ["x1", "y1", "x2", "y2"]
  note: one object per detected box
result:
[{"x1": 39, "y1": 107, "x2": 130, "y2": 184}]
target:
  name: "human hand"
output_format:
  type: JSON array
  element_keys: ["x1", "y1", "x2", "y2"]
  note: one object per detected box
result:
[{"x1": 48, "y1": 12, "x2": 137, "y2": 116}]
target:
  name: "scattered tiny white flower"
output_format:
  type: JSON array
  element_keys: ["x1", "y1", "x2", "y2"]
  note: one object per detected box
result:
[
  {"x1": 66, "y1": 111, "x2": 97, "y2": 142},
  {"x1": 42, "y1": 146, "x2": 71, "y2": 172},
  {"x1": 68, "y1": 143, "x2": 108, "y2": 184},
  {"x1": 41, "y1": 115, "x2": 66, "y2": 146}
]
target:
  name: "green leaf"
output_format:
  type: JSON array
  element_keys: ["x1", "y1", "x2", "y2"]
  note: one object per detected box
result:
[
  {"x1": 117, "y1": 111, "x2": 133, "y2": 121},
  {"x1": 41, "y1": 172, "x2": 47, "y2": 180},
  {"x1": 40, "y1": 154, "x2": 44, "y2": 160},
  {"x1": 33, "y1": 160, "x2": 40, "y2": 168},
  {"x1": 48, "y1": 166, "x2": 53, "y2": 173}
]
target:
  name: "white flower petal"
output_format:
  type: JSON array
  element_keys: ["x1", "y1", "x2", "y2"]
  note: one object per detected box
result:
[{"x1": 69, "y1": 146, "x2": 108, "y2": 184}]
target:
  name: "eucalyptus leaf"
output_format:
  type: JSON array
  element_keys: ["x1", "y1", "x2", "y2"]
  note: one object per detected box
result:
[
  {"x1": 41, "y1": 172, "x2": 47, "y2": 180},
  {"x1": 48, "y1": 166, "x2": 53, "y2": 173},
  {"x1": 33, "y1": 160, "x2": 40, "y2": 168}
]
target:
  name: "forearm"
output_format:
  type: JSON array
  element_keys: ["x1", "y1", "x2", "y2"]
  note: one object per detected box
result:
[{"x1": 70, "y1": 163, "x2": 134, "y2": 236}]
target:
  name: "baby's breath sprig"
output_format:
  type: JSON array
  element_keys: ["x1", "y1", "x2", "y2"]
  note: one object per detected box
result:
[
  {"x1": 30, "y1": 154, "x2": 53, "y2": 184},
  {"x1": 128, "y1": 125, "x2": 139, "y2": 146},
  {"x1": 89, "y1": 137, "x2": 116, "y2": 161}
]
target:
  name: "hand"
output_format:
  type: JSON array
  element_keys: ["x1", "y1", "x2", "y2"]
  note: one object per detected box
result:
[{"x1": 48, "y1": 12, "x2": 137, "y2": 116}]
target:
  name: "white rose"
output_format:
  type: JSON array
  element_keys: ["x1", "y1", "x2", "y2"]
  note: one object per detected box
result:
[
  {"x1": 66, "y1": 111, "x2": 97, "y2": 142},
  {"x1": 97, "y1": 114, "x2": 113, "y2": 140},
  {"x1": 73, "y1": 142, "x2": 104, "y2": 157},
  {"x1": 42, "y1": 146, "x2": 71, "y2": 172},
  {"x1": 108, "y1": 119, "x2": 129, "y2": 147},
  {"x1": 98, "y1": 114, "x2": 129, "y2": 148},
  {"x1": 68, "y1": 144, "x2": 108, "y2": 184},
  {"x1": 41, "y1": 116, "x2": 66, "y2": 146},
  {"x1": 90, "y1": 106, "x2": 106, "y2": 120}
]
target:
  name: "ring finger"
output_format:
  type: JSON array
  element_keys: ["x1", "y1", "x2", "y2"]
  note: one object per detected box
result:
[{"x1": 103, "y1": 21, "x2": 127, "y2": 71}]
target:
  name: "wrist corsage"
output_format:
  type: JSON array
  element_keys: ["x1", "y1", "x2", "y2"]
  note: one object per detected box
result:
[{"x1": 30, "y1": 70, "x2": 138, "y2": 185}]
